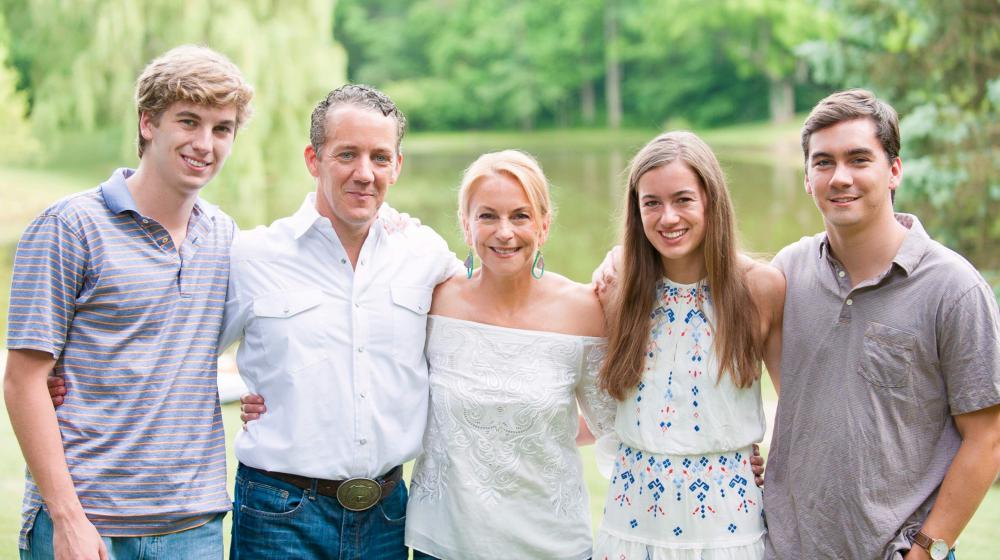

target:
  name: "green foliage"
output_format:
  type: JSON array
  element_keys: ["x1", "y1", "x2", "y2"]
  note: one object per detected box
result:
[
  {"x1": 335, "y1": 0, "x2": 833, "y2": 131},
  {"x1": 1, "y1": 0, "x2": 346, "y2": 226},
  {"x1": 0, "y1": 12, "x2": 38, "y2": 163},
  {"x1": 799, "y1": 0, "x2": 1000, "y2": 267}
]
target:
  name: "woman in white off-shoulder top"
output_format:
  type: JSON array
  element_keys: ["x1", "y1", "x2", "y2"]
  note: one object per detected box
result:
[{"x1": 405, "y1": 150, "x2": 617, "y2": 560}]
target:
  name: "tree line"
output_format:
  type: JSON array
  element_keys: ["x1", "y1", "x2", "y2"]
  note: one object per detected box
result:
[{"x1": 0, "y1": 0, "x2": 997, "y2": 268}]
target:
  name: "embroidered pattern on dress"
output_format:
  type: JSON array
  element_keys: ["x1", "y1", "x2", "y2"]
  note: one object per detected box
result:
[
  {"x1": 608, "y1": 444, "x2": 759, "y2": 526},
  {"x1": 642, "y1": 281, "x2": 712, "y2": 434}
]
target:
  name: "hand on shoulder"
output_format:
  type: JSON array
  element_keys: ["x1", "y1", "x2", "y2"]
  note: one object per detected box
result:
[{"x1": 741, "y1": 257, "x2": 786, "y2": 327}]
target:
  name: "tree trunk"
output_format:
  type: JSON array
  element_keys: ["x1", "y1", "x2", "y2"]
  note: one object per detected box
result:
[
  {"x1": 581, "y1": 79, "x2": 596, "y2": 125},
  {"x1": 604, "y1": 2, "x2": 622, "y2": 130},
  {"x1": 769, "y1": 76, "x2": 794, "y2": 124}
]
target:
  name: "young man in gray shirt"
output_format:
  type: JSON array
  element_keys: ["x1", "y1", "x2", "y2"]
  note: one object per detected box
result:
[{"x1": 764, "y1": 89, "x2": 1000, "y2": 559}]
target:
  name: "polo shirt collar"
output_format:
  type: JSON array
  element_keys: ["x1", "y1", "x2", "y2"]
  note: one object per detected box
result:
[
  {"x1": 101, "y1": 168, "x2": 139, "y2": 214},
  {"x1": 100, "y1": 167, "x2": 219, "y2": 221},
  {"x1": 891, "y1": 213, "x2": 929, "y2": 276},
  {"x1": 816, "y1": 212, "x2": 929, "y2": 276},
  {"x1": 291, "y1": 192, "x2": 387, "y2": 243}
]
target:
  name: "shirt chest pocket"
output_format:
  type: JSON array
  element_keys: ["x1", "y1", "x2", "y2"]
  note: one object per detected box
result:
[
  {"x1": 251, "y1": 289, "x2": 329, "y2": 372},
  {"x1": 858, "y1": 322, "x2": 916, "y2": 388},
  {"x1": 390, "y1": 284, "x2": 432, "y2": 364}
]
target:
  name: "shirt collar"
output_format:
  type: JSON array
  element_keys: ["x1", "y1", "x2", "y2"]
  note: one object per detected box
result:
[
  {"x1": 100, "y1": 167, "x2": 219, "y2": 221},
  {"x1": 100, "y1": 168, "x2": 139, "y2": 214},
  {"x1": 817, "y1": 212, "x2": 929, "y2": 276},
  {"x1": 891, "y1": 213, "x2": 929, "y2": 276},
  {"x1": 291, "y1": 193, "x2": 325, "y2": 239}
]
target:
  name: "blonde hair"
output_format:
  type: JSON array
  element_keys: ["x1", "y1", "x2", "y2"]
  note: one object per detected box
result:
[
  {"x1": 600, "y1": 131, "x2": 762, "y2": 400},
  {"x1": 135, "y1": 45, "x2": 254, "y2": 157},
  {"x1": 458, "y1": 150, "x2": 552, "y2": 227}
]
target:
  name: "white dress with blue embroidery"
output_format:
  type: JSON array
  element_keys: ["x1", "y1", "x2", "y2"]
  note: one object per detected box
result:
[{"x1": 595, "y1": 278, "x2": 766, "y2": 560}]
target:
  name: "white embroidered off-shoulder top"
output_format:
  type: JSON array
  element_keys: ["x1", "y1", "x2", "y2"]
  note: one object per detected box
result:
[{"x1": 405, "y1": 315, "x2": 616, "y2": 560}]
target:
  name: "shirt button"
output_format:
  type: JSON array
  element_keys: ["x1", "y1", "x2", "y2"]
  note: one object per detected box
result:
[
  {"x1": 359, "y1": 438, "x2": 367, "y2": 445},
  {"x1": 359, "y1": 392, "x2": 366, "y2": 399},
  {"x1": 141, "y1": 218, "x2": 150, "y2": 225},
  {"x1": 358, "y1": 347, "x2": 364, "y2": 353},
  {"x1": 837, "y1": 270, "x2": 845, "y2": 278},
  {"x1": 340, "y1": 258, "x2": 347, "y2": 264},
  {"x1": 846, "y1": 298, "x2": 854, "y2": 306},
  {"x1": 360, "y1": 259, "x2": 366, "y2": 266},
  {"x1": 283, "y1": 308, "x2": 290, "y2": 315},
  {"x1": 354, "y1": 302, "x2": 360, "y2": 308}
]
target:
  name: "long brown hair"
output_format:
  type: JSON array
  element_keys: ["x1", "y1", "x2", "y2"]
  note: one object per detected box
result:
[{"x1": 599, "y1": 131, "x2": 761, "y2": 400}]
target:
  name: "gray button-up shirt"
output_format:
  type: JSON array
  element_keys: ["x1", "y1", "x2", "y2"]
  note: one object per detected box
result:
[{"x1": 764, "y1": 214, "x2": 1000, "y2": 560}]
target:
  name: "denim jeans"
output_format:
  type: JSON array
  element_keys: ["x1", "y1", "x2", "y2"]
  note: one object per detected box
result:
[
  {"x1": 20, "y1": 508, "x2": 223, "y2": 560},
  {"x1": 230, "y1": 463, "x2": 407, "y2": 560}
]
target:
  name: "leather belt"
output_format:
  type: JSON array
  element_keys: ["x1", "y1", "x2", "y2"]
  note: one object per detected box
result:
[{"x1": 251, "y1": 465, "x2": 403, "y2": 512}]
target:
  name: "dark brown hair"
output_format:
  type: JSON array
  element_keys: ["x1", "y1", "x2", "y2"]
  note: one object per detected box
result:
[
  {"x1": 801, "y1": 88, "x2": 900, "y2": 163},
  {"x1": 599, "y1": 131, "x2": 762, "y2": 400}
]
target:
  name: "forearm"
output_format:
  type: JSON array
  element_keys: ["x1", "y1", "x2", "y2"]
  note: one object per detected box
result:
[
  {"x1": 919, "y1": 433, "x2": 1000, "y2": 547},
  {"x1": 4, "y1": 354, "x2": 85, "y2": 521},
  {"x1": 915, "y1": 405, "x2": 1000, "y2": 556}
]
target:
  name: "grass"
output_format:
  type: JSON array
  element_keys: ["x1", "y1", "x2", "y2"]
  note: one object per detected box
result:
[{"x1": 0, "y1": 376, "x2": 998, "y2": 559}]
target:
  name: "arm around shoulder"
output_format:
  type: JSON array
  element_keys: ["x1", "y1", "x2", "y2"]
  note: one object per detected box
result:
[{"x1": 745, "y1": 260, "x2": 785, "y2": 392}]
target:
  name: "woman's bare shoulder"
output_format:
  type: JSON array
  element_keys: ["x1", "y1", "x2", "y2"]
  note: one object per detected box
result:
[
  {"x1": 541, "y1": 273, "x2": 605, "y2": 338},
  {"x1": 430, "y1": 275, "x2": 469, "y2": 316}
]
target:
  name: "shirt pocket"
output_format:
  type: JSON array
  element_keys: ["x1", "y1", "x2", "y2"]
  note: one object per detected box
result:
[
  {"x1": 390, "y1": 283, "x2": 432, "y2": 364},
  {"x1": 859, "y1": 322, "x2": 916, "y2": 388},
  {"x1": 250, "y1": 288, "x2": 328, "y2": 372}
]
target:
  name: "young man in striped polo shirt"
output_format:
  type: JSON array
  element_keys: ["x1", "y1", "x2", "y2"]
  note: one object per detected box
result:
[{"x1": 5, "y1": 45, "x2": 253, "y2": 559}]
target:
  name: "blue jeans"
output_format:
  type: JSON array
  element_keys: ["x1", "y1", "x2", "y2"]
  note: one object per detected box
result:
[
  {"x1": 230, "y1": 463, "x2": 407, "y2": 560},
  {"x1": 21, "y1": 508, "x2": 223, "y2": 559}
]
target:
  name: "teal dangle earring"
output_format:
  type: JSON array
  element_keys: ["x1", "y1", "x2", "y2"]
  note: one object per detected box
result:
[
  {"x1": 464, "y1": 248, "x2": 474, "y2": 279},
  {"x1": 531, "y1": 250, "x2": 545, "y2": 279}
]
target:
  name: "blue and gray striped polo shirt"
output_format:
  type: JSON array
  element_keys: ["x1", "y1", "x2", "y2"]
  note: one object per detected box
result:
[{"x1": 7, "y1": 168, "x2": 234, "y2": 548}]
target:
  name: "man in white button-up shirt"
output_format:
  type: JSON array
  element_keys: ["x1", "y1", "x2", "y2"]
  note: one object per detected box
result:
[{"x1": 219, "y1": 85, "x2": 460, "y2": 559}]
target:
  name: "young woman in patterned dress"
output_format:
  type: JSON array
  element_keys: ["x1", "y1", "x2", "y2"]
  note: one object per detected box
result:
[{"x1": 594, "y1": 131, "x2": 784, "y2": 560}]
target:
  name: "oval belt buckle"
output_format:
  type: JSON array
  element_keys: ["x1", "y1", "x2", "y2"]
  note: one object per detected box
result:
[{"x1": 336, "y1": 477, "x2": 382, "y2": 511}]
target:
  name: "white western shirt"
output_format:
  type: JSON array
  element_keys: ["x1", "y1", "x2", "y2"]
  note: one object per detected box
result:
[{"x1": 219, "y1": 193, "x2": 460, "y2": 479}]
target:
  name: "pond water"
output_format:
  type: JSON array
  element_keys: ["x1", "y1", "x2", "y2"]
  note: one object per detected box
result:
[
  {"x1": 227, "y1": 136, "x2": 825, "y2": 284},
  {"x1": 0, "y1": 134, "x2": 826, "y2": 334}
]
